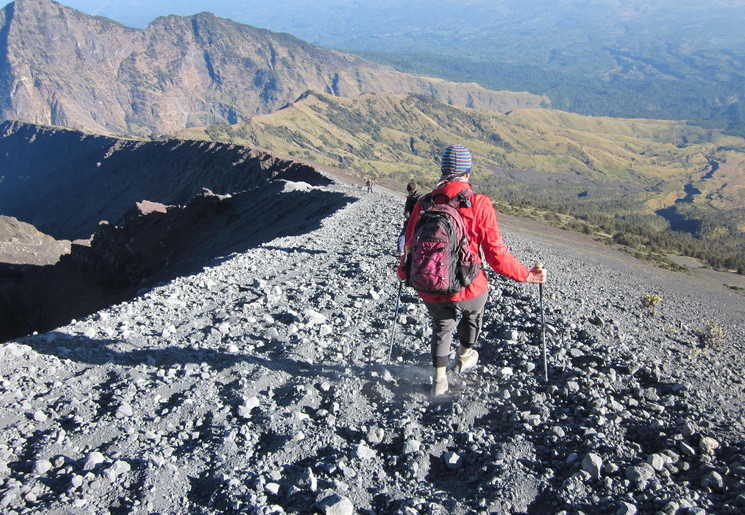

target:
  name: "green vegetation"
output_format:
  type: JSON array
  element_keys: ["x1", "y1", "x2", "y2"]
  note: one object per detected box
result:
[
  {"x1": 696, "y1": 321, "x2": 727, "y2": 351},
  {"x1": 483, "y1": 179, "x2": 745, "y2": 274},
  {"x1": 641, "y1": 293, "x2": 663, "y2": 318},
  {"x1": 177, "y1": 91, "x2": 745, "y2": 274}
]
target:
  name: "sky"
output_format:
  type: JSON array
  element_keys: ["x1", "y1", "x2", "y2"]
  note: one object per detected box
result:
[{"x1": 39, "y1": 1, "x2": 363, "y2": 34}]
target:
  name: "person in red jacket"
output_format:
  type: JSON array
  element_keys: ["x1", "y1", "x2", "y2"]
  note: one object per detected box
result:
[{"x1": 397, "y1": 144, "x2": 546, "y2": 397}]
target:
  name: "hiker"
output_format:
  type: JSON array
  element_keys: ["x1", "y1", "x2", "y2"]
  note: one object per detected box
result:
[
  {"x1": 397, "y1": 144, "x2": 546, "y2": 397},
  {"x1": 366, "y1": 178, "x2": 375, "y2": 193},
  {"x1": 398, "y1": 181, "x2": 421, "y2": 254}
]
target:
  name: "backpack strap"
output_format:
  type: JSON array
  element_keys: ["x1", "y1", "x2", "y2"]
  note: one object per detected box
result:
[
  {"x1": 453, "y1": 188, "x2": 474, "y2": 208},
  {"x1": 427, "y1": 188, "x2": 474, "y2": 209}
]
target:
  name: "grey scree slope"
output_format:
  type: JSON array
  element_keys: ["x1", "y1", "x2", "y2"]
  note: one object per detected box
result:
[{"x1": 1, "y1": 178, "x2": 744, "y2": 514}]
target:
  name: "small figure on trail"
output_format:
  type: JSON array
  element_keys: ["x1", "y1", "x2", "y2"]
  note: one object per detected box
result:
[
  {"x1": 366, "y1": 178, "x2": 375, "y2": 193},
  {"x1": 398, "y1": 181, "x2": 421, "y2": 254},
  {"x1": 397, "y1": 144, "x2": 546, "y2": 397}
]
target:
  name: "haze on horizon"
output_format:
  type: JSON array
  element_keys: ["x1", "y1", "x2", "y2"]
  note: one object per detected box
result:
[{"x1": 24, "y1": 0, "x2": 745, "y2": 54}]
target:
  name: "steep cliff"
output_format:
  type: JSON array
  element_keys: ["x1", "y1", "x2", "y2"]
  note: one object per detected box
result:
[{"x1": 0, "y1": 0, "x2": 547, "y2": 136}]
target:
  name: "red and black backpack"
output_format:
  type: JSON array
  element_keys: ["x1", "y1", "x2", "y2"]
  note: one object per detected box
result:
[{"x1": 404, "y1": 189, "x2": 481, "y2": 294}]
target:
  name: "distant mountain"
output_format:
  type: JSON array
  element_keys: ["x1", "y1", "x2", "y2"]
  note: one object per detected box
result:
[
  {"x1": 0, "y1": 0, "x2": 546, "y2": 137},
  {"x1": 58, "y1": 0, "x2": 745, "y2": 134}
]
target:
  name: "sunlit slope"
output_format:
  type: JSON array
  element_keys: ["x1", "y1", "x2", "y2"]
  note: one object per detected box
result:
[
  {"x1": 506, "y1": 109, "x2": 745, "y2": 212},
  {"x1": 180, "y1": 92, "x2": 745, "y2": 214}
]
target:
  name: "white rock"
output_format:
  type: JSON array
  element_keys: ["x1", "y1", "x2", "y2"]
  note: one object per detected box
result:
[
  {"x1": 162, "y1": 324, "x2": 176, "y2": 338},
  {"x1": 103, "y1": 460, "x2": 131, "y2": 481},
  {"x1": 679, "y1": 441, "x2": 697, "y2": 457},
  {"x1": 617, "y1": 501, "x2": 638, "y2": 515},
  {"x1": 581, "y1": 453, "x2": 603, "y2": 479},
  {"x1": 646, "y1": 453, "x2": 667, "y2": 472},
  {"x1": 304, "y1": 309, "x2": 328, "y2": 326},
  {"x1": 367, "y1": 427, "x2": 385, "y2": 444},
  {"x1": 403, "y1": 439, "x2": 421, "y2": 455},
  {"x1": 443, "y1": 451, "x2": 464, "y2": 470},
  {"x1": 70, "y1": 475, "x2": 84, "y2": 489},
  {"x1": 148, "y1": 455, "x2": 166, "y2": 468},
  {"x1": 32, "y1": 459, "x2": 52, "y2": 475},
  {"x1": 699, "y1": 436, "x2": 720, "y2": 455},
  {"x1": 3, "y1": 343, "x2": 31, "y2": 357},
  {"x1": 353, "y1": 442, "x2": 376, "y2": 460},
  {"x1": 496, "y1": 367, "x2": 513, "y2": 379},
  {"x1": 115, "y1": 403, "x2": 134, "y2": 418},
  {"x1": 238, "y1": 397, "x2": 261, "y2": 418},
  {"x1": 701, "y1": 470, "x2": 724, "y2": 491},
  {"x1": 625, "y1": 463, "x2": 655, "y2": 486},
  {"x1": 83, "y1": 452, "x2": 106, "y2": 471},
  {"x1": 317, "y1": 493, "x2": 354, "y2": 515}
]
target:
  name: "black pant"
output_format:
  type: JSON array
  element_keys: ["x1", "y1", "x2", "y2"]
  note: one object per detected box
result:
[{"x1": 424, "y1": 292, "x2": 488, "y2": 367}]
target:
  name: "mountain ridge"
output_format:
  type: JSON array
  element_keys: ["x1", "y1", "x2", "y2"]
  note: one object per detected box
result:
[
  {"x1": 0, "y1": 119, "x2": 336, "y2": 240},
  {"x1": 0, "y1": 0, "x2": 547, "y2": 136}
]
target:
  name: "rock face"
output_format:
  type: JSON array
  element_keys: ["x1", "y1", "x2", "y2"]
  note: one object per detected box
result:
[
  {"x1": 1, "y1": 176, "x2": 744, "y2": 514},
  {"x1": 0, "y1": 0, "x2": 546, "y2": 137}
]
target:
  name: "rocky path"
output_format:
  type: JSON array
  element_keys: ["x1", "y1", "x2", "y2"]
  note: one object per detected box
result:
[{"x1": 1, "y1": 180, "x2": 744, "y2": 514}]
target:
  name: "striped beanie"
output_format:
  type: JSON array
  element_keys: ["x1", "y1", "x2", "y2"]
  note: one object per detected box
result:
[{"x1": 440, "y1": 144, "x2": 472, "y2": 181}]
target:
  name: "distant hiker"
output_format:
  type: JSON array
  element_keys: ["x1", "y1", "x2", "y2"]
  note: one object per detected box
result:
[
  {"x1": 397, "y1": 144, "x2": 546, "y2": 397},
  {"x1": 366, "y1": 178, "x2": 375, "y2": 193},
  {"x1": 398, "y1": 181, "x2": 421, "y2": 254}
]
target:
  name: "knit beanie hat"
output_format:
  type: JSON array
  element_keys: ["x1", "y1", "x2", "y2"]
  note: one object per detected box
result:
[{"x1": 440, "y1": 144, "x2": 472, "y2": 182}]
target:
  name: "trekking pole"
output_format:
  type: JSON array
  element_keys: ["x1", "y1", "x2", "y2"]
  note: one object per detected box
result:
[
  {"x1": 536, "y1": 263, "x2": 548, "y2": 382},
  {"x1": 387, "y1": 281, "x2": 404, "y2": 363}
]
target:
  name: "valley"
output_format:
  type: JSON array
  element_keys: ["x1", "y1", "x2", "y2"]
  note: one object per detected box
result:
[{"x1": 179, "y1": 92, "x2": 745, "y2": 273}]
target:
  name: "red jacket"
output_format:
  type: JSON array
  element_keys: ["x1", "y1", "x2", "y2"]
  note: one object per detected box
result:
[{"x1": 397, "y1": 180, "x2": 529, "y2": 303}]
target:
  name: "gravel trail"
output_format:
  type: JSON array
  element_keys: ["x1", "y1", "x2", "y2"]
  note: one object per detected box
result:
[{"x1": 1, "y1": 179, "x2": 744, "y2": 514}]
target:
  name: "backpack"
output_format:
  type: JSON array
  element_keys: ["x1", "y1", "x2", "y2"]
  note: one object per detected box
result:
[{"x1": 404, "y1": 189, "x2": 480, "y2": 294}]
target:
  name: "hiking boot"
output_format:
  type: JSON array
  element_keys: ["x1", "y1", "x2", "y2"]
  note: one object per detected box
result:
[
  {"x1": 432, "y1": 376, "x2": 449, "y2": 397},
  {"x1": 457, "y1": 346, "x2": 479, "y2": 374},
  {"x1": 432, "y1": 366, "x2": 448, "y2": 397}
]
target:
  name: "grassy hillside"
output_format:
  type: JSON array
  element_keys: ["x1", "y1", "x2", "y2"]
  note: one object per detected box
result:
[{"x1": 178, "y1": 92, "x2": 745, "y2": 272}]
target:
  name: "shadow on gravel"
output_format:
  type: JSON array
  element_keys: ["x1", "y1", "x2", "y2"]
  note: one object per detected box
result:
[
  {"x1": 1, "y1": 187, "x2": 355, "y2": 343},
  {"x1": 259, "y1": 245, "x2": 329, "y2": 255},
  {"x1": 18, "y1": 331, "x2": 426, "y2": 383}
]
